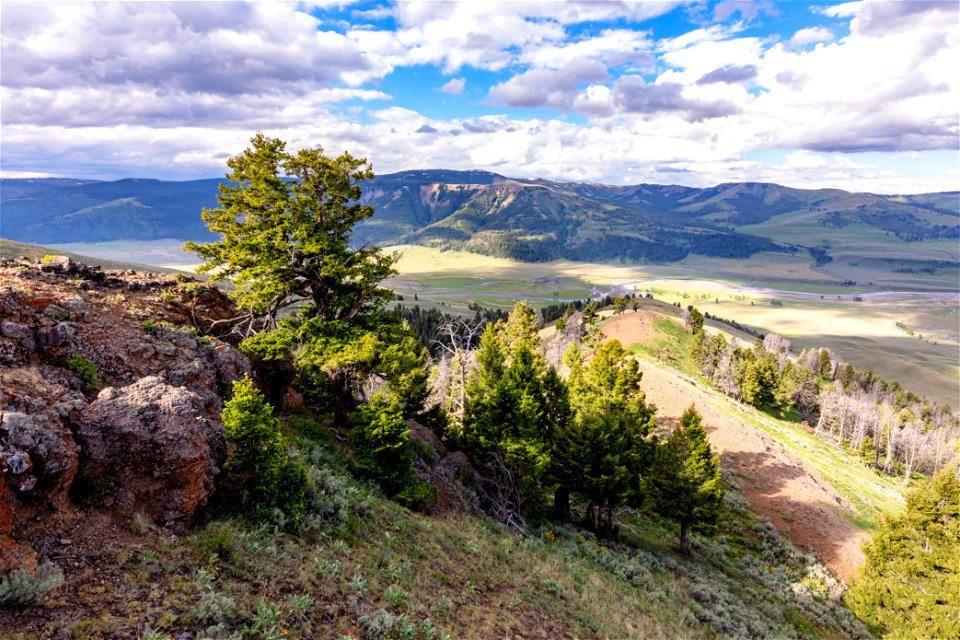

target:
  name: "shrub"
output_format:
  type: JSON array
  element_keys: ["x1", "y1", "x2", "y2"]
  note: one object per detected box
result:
[
  {"x1": 159, "y1": 291, "x2": 175, "y2": 303},
  {"x1": 178, "y1": 282, "x2": 203, "y2": 298},
  {"x1": 66, "y1": 354, "x2": 100, "y2": 392},
  {"x1": 395, "y1": 480, "x2": 438, "y2": 512},
  {"x1": 193, "y1": 590, "x2": 237, "y2": 625},
  {"x1": 358, "y1": 608, "x2": 397, "y2": 640},
  {"x1": 351, "y1": 394, "x2": 436, "y2": 511},
  {"x1": 221, "y1": 378, "x2": 309, "y2": 521},
  {"x1": 0, "y1": 562, "x2": 64, "y2": 608}
]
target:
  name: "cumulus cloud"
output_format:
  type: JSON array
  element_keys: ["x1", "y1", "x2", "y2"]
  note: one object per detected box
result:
[
  {"x1": 440, "y1": 78, "x2": 466, "y2": 94},
  {"x1": 851, "y1": 0, "x2": 958, "y2": 37},
  {"x1": 611, "y1": 76, "x2": 740, "y2": 120},
  {"x1": 0, "y1": 0, "x2": 957, "y2": 195},
  {"x1": 0, "y1": 3, "x2": 372, "y2": 93},
  {"x1": 489, "y1": 59, "x2": 608, "y2": 109},
  {"x1": 787, "y1": 26, "x2": 834, "y2": 48},
  {"x1": 696, "y1": 65, "x2": 758, "y2": 85}
]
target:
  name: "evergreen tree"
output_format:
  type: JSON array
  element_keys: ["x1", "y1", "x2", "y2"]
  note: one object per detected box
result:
[
  {"x1": 191, "y1": 135, "x2": 427, "y2": 426},
  {"x1": 613, "y1": 296, "x2": 628, "y2": 315},
  {"x1": 846, "y1": 469, "x2": 960, "y2": 638},
  {"x1": 553, "y1": 340, "x2": 656, "y2": 530},
  {"x1": 220, "y1": 378, "x2": 308, "y2": 519},
  {"x1": 684, "y1": 305, "x2": 704, "y2": 334},
  {"x1": 351, "y1": 394, "x2": 437, "y2": 510},
  {"x1": 650, "y1": 406, "x2": 723, "y2": 555},
  {"x1": 185, "y1": 133, "x2": 395, "y2": 330},
  {"x1": 818, "y1": 348, "x2": 834, "y2": 379},
  {"x1": 739, "y1": 357, "x2": 780, "y2": 408},
  {"x1": 462, "y1": 305, "x2": 566, "y2": 525}
]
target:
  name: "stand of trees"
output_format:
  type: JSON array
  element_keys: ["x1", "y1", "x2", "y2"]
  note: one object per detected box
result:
[
  {"x1": 190, "y1": 134, "x2": 725, "y2": 555},
  {"x1": 687, "y1": 307, "x2": 959, "y2": 478},
  {"x1": 846, "y1": 467, "x2": 960, "y2": 638},
  {"x1": 450, "y1": 300, "x2": 722, "y2": 552}
]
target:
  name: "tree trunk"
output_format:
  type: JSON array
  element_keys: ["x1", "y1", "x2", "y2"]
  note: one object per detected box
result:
[
  {"x1": 457, "y1": 356, "x2": 467, "y2": 423},
  {"x1": 679, "y1": 522, "x2": 690, "y2": 556}
]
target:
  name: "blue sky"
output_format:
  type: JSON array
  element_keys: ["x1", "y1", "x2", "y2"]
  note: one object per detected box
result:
[{"x1": 1, "y1": 0, "x2": 957, "y2": 193}]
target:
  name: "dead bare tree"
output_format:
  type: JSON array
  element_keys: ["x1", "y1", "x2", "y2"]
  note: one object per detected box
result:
[
  {"x1": 432, "y1": 318, "x2": 484, "y2": 426},
  {"x1": 475, "y1": 454, "x2": 526, "y2": 533}
]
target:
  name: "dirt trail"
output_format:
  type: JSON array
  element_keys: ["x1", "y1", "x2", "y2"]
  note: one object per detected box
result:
[{"x1": 602, "y1": 313, "x2": 868, "y2": 583}]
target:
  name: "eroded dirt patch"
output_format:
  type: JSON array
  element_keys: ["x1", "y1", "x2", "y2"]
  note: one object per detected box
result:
[{"x1": 631, "y1": 356, "x2": 867, "y2": 582}]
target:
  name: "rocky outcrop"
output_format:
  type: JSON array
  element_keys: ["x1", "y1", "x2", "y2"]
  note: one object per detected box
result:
[
  {"x1": 0, "y1": 366, "x2": 83, "y2": 572},
  {"x1": 0, "y1": 258, "x2": 252, "y2": 570},
  {"x1": 74, "y1": 377, "x2": 226, "y2": 527},
  {"x1": 407, "y1": 420, "x2": 481, "y2": 515}
]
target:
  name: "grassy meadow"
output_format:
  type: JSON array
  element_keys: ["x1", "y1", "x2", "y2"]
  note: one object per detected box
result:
[
  {"x1": 388, "y1": 245, "x2": 958, "y2": 409},
  {"x1": 7, "y1": 239, "x2": 955, "y2": 407}
]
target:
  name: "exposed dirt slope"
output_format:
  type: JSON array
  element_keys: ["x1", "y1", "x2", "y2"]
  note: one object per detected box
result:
[{"x1": 602, "y1": 312, "x2": 868, "y2": 583}]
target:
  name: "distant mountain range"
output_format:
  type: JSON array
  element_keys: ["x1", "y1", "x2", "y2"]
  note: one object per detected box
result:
[{"x1": 2, "y1": 172, "x2": 957, "y2": 265}]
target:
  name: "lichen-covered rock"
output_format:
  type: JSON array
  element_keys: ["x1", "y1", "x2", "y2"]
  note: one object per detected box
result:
[
  {"x1": 0, "y1": 411, "x2": 79, "y2": 506},
  {"x1": 0, "y1": 374, "x2": 81, "y2": 572},
  {"x1": 0, "y1": 260, "x2": 249, "y2": 568},
  {"x1": 0, "y1": 369, "x2": 83, "y2": 524},
  {"x1": 74, "y1": 376, "x2": 227, "y2": 527}
]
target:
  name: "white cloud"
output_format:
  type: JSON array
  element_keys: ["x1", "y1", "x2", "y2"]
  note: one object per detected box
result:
[
  {"x1": 489, "y1": 60, "x2": 609, "y2": 109},
  {"x1": 518, "y1": 29, "x2": 654, "y2": 70},
  {"x1": 788, "y1": 26, "x2": 833, "y2": 47},
  {"x1": 0, "y1": 0, "x2": 957, "y2": 196},
  {"x1": 816, "y1": 2, "x2": 863, "y2": 18},
  {"x1": 440, "y1": 78, "x2": 466, "y2": 95}
]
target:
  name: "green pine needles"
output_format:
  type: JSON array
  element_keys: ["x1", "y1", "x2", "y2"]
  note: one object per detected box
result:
[
  {"x1": 351, "y1": 394, "x2": 437, "y2": 510},
  {"x1": 220, "y1": 377, "x2": 308, "y2": 521},
  {"x1": 846, "y1": 468, "x2": 960, "y2": 638},
  {"x1": 650, "y1": 405, "x2": 724, "y2": 555}
]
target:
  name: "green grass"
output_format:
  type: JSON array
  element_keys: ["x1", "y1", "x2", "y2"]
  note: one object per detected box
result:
[
  {"x1": 719, "y1": 404, "x2": 905, "y2": 531},
  {"x1": 628, "y1": 316, "x2": 703, "y2": 379}
]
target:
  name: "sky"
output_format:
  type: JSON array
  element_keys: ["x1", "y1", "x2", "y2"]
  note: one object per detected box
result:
[{"x1": 1, "y1": 0, "x2": 958, "y2": 193}]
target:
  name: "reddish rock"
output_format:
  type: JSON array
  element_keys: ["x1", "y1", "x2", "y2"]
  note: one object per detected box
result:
[
  {"x1": 281, "y1": 387, "x2": 304, "y2": 409},
  {"x1": 74, "y1": 377, "x2": 227, "y2": 528}
]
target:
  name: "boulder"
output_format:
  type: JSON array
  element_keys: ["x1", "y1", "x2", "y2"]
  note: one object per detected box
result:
[
  {"x1": 74, "y1": 376, "x2": 227, "y2": 527},
  {"x1": 0, "y1": 408, "x2": 79, "y2": 573}
]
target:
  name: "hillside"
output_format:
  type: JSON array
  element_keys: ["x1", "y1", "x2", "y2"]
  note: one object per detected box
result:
[
  {"x1": 0, "y1": 238, "x2": 189, "y2": 274},
  {"x1": 0, "y1": 178, "x2": 221, "y2": 244},
  {"x1": 3, "y1": 173, "x2": 957, "y2": 273},
  {"x1": 595, "y1": 308, "x2": 909, "y2": 582},
  {"x1": 0, "y1": 256, "x2": 872, "y2": 639}
]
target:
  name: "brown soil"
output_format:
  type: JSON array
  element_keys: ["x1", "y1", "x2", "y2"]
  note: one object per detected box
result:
[
  {"x1": 599, "y1": 311, "x2": 659, "y2": 347},
  {"x1": 603, "y1": 312, "x2": 868, "y2": 583}
]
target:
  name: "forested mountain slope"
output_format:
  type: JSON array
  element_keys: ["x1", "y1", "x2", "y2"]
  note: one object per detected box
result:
[{"x1": 3, "y1": 173, "x2": 956, "y2": 267}]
